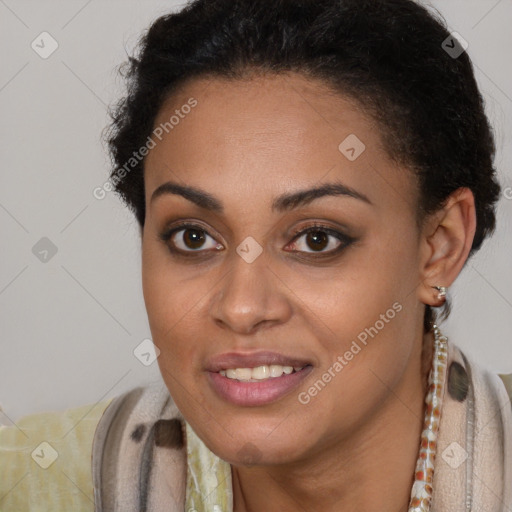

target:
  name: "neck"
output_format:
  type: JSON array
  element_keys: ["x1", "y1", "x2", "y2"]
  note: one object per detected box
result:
[{"x1": 232, "y1": 329, "x2": 434, "y2": 512}]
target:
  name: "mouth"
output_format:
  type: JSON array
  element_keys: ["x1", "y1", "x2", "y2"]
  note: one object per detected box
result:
[
  {"x1": 219, "y1": 364, "x2": 308, "y2": 382},
  {"x1": 205, "y1": 351, "x2": 314, "y2": 406}
]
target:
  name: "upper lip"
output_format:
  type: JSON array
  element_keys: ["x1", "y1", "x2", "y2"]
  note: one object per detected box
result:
[{"x1": 205, "y1": 351, "x2": 312, "y2": 372}]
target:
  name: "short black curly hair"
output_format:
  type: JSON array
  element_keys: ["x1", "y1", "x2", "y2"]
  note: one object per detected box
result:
[{"x1": 104, "y1": 0, "x2": 501, "y2": 332}]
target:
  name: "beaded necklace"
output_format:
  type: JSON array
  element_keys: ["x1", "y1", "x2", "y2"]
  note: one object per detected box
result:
[{"x1": 408, "y1": 324, "x2": 448, "y2": 511}]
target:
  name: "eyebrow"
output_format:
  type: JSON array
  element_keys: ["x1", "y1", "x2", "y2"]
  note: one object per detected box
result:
[{"x1": 149, "y1": 179, "x2": 371, "y2": 213}]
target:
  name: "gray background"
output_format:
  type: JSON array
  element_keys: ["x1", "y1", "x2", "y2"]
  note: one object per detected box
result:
[{"x1": 0, "y1": 0, "x2": 511, "y2": 424}]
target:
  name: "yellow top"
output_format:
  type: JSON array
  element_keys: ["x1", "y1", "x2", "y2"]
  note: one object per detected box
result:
[
  {"x1": 0, "y1": 398, "x2": 114, "y2": 512},
  {"x1": 0, "y1": 397, "x2": 234, "y2": 512}
]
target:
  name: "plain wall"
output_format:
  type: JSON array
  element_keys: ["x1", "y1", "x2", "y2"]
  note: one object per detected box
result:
[{"x1": 0, "y1": 0, "x2": 511, "y2": 423}]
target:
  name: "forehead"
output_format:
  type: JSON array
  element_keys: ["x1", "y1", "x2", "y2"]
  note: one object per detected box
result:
[{"x1": 144, "y1": 72, "x2": 415, "y2": 214}]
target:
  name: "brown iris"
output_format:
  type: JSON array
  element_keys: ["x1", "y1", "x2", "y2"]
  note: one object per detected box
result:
[
  {"x1": 306, "y1": 231, "x2": 328, "y2": 251},
  {"x1": 183, "y1": 228, "x2": 206, "y2": 249}
]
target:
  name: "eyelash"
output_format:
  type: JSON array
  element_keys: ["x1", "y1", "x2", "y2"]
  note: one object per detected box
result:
[{"x1": 157, "y1": 221, "x2": 355, "y2": 260}]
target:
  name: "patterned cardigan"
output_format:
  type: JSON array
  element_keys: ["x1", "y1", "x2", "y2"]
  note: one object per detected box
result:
[{"x1": 1, "y1": 340, "x2": 512, "y2": 511}]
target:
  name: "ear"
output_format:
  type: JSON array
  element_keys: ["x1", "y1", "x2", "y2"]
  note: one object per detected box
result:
[{"x1": 417, "y1": 187, "x2": 477, "y2": 307}]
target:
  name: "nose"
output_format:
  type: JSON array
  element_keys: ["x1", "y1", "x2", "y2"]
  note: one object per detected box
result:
[{"x1": 210, "y1": 251, "x2": 292, "y2": 335}]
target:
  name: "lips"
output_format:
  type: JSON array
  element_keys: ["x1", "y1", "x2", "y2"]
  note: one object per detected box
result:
[
  {"x1": 205, "y1": 350, "x2": 314, "y2": 406},
  {"x1": 205, "y1": 350, "x2": 312, "y2": 372}
]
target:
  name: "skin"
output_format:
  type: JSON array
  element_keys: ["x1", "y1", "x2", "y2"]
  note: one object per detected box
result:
[{"x1": 141, "y1": 72, "x2": 476, "y2": 511}]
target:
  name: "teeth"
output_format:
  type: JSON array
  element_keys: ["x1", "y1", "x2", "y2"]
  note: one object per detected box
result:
[
  {"x1": 219, "y1": 364, "x2": 305, "y2": 381},
  {"x1": 252, "y1": 365, "x2": 270, "y2": 379},
  {"x1": 269, "y1": 364, "x2": 284, "y2": 377}
]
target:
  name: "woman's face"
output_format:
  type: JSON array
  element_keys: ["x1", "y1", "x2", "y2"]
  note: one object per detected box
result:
[{"x1": 142, "y1": 73, "x2": 427, "y2": 466}]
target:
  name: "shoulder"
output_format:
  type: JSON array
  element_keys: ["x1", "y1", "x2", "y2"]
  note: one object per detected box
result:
[
  {"x1": 0, "y1": 396, "x2": 114, "y2": 511},
  {"x1": 0, "y1": 381, "x2": 187, "y2": 512}
]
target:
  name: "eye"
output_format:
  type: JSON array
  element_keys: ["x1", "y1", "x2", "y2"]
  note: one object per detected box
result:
[
  {"x1": 286, "y1": 224, "x2": 354, "y2": 256},
  {"x1": 158, "y1": 221, "x2": 354, "y2": 259},
  {"x1": 159, "y1": 223, "x2": 223, "y2": 254}
]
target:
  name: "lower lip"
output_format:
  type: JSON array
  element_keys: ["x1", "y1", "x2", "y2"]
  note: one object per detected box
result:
[{"x1": 207, "y1": 366, "x2": 313, "y2": 406}]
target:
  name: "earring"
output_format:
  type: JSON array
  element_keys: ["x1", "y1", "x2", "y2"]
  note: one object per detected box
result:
[{"x1": 432, "y1": 286, "x2": 447, "y2": 302}]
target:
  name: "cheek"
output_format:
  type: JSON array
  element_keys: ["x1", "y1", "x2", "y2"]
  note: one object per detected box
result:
[
  {"x1": 142, "y1": 242, "x2": 199, "y2": 332},
  {"x1": 307, "y1": 223, "x2": 420, "y2": 394},
  {"x1": 141, "y1": 251, "x2": 199, "y2": 408},
  {"x1": 141, "y1": 241, "x2": 217, "y2": 385},
  {"x1": 313, "y1": 224, "x2": 418, "y2": 326},
  {"x1": 142, "y1": 244, "x2": 191, "y2": 365}
]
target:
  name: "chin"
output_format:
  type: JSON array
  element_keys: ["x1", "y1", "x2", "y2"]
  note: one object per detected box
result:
[{"x1": 206, "y1": 427, "x2": 308, "y2": 467}]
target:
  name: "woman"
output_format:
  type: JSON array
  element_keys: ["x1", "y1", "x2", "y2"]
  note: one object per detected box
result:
[{"x1": 1, "y1": 0, "x2": 511, "y2": 510}]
